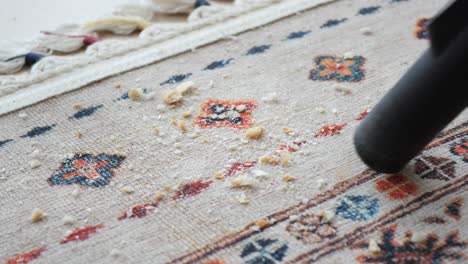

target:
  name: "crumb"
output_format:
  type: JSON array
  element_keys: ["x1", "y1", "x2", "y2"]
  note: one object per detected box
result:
[
  {"x1": 181, "y1": 111, "x2": 192, "y2": 119},
  {"x1": 152, "y1": 127, "x2": 159, "y2": 136},
  {"x1": 72, "y1": 188, "x2": 79, "y2": 198},
  {"x1": 114, "y1": 83, "x2": 121, "y2": 89},
  {"x1": 246, "y1": 127, "x2": 264, "y2": 139},
  {"x1": 121, "y1": 186, "x2": 134, "y2": 194},
  {"x1": 282, "y1": 175, "x2": 296, "y2": 182},
  {"x1": 109, "y1": 249, "x2": 121, "y2": 258},
  {"x1": 164, "y1": 185, "x2": 172, "y2": 191},
  {"x1": 278, "y1": 150, "x2": 292, "y2": 166},
  {"x1": 255, "y1": 219, "x2": 270, "y2": 229},
  {"x1": 251, "y1": 169, "x2": 268, "y2": 178},
  {"x1": 331, "y1": 108, "x2": 338, "y2": 115},
  {"x1": 231, "y1": 174, "x2": 257, "y2": 188},
  {"x1": 72, "y1": 104, "x2": 81, "y2": 110},
  {"x1": 163, "y1": 90, "x2": 183, "y2": 105},
  {"x1": 261, "y1": 92, "x2": 279, "y2": 103},
  {"x1": 411, "y1": 232, "x2": 425, "y2": 243},
  {"x1": 176, "y1": 81, "x2": 195, "y2": 95},
  {"x1": 260, "y1": 156, "x2": 280, "y2": 166},
  {"x1": 360, "y1": 27, "x2": 372, "y2": 35},
  {"x1": 214, "y1": 171, "x2": 224, "y2": 180},
  {"x1": 62, "y1": 215, "x2": 75, "y2": 225},
  {"x1": 75, "y1": 131, "x2": 82, "y2": 139},
  {"x1": 319, "y1": 209, "x2": 334, "y2": 222},
  {"x1": 282, "y1": 127, "x2": 294, "y2": 135},
  {"x1": 31, "y1": 149, "x2": 40, "y2": 159},
  {"x1": 317, "y1": 178, "x2": 328, "y2": 191},
  {"x1": 368, "y1": 239, "x2": 381, "y2": 253},
  {"x1": 236, "y1": 193, "x2": 250, "y2": 205},
  {"x1": 315, "y1": 106, "x2": 326, "y2": 114},
  {"x1": 154, "y1": 191, "x2": 165, "y2": 202},
  {"x1": 174, "y1": 120, "x2": 188, "y2": 132},
  {"x1": 343, "y1": 52, "x2": 355, "y2": 59},
  {"x1": 334, "y1": 85, "x2": 352, "y2": 94},
  {"x1": 129, "y1": 89, "x2": 139, "y2": 101},
  {"x1": 19, "y1": 112, "x2": 28, "y2": 119},
  {"x1": 207, "y1": 80, "x2": 214, "y2": 89},
  {"x1": 289, "y1": 214, "x2": 299, "y2": 221},
  {"x1": 30, "y1": 159, "x2": 41, "y2": 169},
  {"x1": 31, "y1": 208, "x2": 44, "y2": 223}
]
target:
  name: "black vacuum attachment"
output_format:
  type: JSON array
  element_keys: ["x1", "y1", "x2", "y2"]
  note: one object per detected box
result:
[{"x1": 354, "y1": 0, "x2": 468, "y2": 173}]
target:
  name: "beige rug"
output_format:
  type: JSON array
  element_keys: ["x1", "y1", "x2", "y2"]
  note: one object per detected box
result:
[{"x1": 0, "y1": 0, "x2": 467, "y2": 263}]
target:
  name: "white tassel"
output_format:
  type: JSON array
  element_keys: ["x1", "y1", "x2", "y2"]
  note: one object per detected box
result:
[
  {"x1": 142, "y1": 0, "x2": 197, "y2": 14},
  {"x1": 113, "y1": 4, "x2": 154, "y2": 21},
  {"x1": 82, "y1": 17, "x2": 151, "y2": 35},
  {"x1": 36, "y1": 24, "x2": 97, "y2": 53},
  {"x1": 140, "y1": 24, "x2": 184, "y2": 40},
  {"x1": 188, "y1": 5, "x2": 224, "y2": 22},
  {"x1": 235, "y1": 0, "x2": 281, "y2": 5}
]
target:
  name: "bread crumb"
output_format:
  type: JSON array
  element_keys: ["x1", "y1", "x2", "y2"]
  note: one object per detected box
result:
[
  {"x1": 261, "y1": 92, "x2": 279, "y2": 103},
  {"x1": 360, "y1": 27, "x2": 373, "y2": 35},
  {"x1": 282, "y1": 127, "x2": 295, "y2": 135},
  {"x1": 317, "y1": 178, "x2": 328, "y2": 191},
  {"x1": 231, "y1": 174, "x2": 257, "y2": 188},
  {"x1": 278, "y1": 150, "x2": 292, "y2": 166},
  {"x1": 109, "y1": 249, "x2": 121, "y2": 258},
  {"x1": 319, "y1": 209, "x2": 334, "y2": 222},
  {"x1": 153, "y1": 127, "x2": 159, "y2": 136},
  {"x1": 289, "y1": 214, "x2": 299, "y2": 221},
  {"x1": 75, "y1": 131, "x2": 82, "y2": 139},
  {"x1": 164, "y1": 185, "x2": 172, "y2": 191},
  {"x1": 315, "y1": 106, "x2": 326, "y2": 114},
  {"x1": 129, "y1": 89, "x2": 139, "y2": 101},
  {"x1": 334, "y1": 85, "x2": 352, "y2": 94},
  {"x1": 72, "y1": 188, "x2": 80, "y2": 198},
  {"x1": 72, "y1": 104, "x2": 81, "y2": 110},
  {"x1": 260, "y1": 156, "x2": 280, "y2": 166},
  {"x1": 411, "y1": 232, "x2": 426, "y2": 243},
  {"x1": 19, "y1": 112, "x2": 28, "y2": 119},
  {"x1": 31, "y1": 149, "x2": 41, "y2": 159},
  {"x1": 175, "y1": 120, "x2": 188, "y2": 133},
  {"x1": 236, "y1": 193, "x2": 250, "y2": 205},
  {"x1": 154, "y1": 191, "x2": 165, "y2": 202},
  {"x1": 255, "y1": 219, "x2": 270, "y2": 229},
  {"x1": 181, "y1": 111, "x2": 192, "y2": 119},
  {"x1": 163, "y1": 90, "x2": 183, "y2": 105},
  {"x1": 114, "y1": 83, "x2": 121, "y2": 89},
  {"x1": 343, "y1": 52, "x2": 355, "y2": 59},
  {"x1": 30, "y1": 159, "x2": 41, "y2": 169},
  {"x1": 246, "y1": 127, "x2": 264, "y2": 139},
  {"x1": 31, "y1": 208, "x2": 44, "y2": 223},
  {"x1": 121, "y1": 186, "x2": 134, "y2": 194},
  {"x1": 368, "y1": 239, "x2": 381, "y2": 253},
  {"x1": 176, "y1": 81, "x2": 194, "y2": 95},
  {"x1": 251, "y1": 169, "x2": 268, "y2": 178},
  {"x1": 214, "y1": 171, "x2": 224, "y2": 180},
  {"x1": 62, "y1": 215, "x2": 75, "y2": 225},
  {"x1": 282, "y1": 175, "x2": 296, "y2": 182}
]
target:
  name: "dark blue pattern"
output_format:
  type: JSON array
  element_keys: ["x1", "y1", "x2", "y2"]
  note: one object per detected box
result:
[
  {"x1": 246, "y1": 45, "x2": 272, "y2": 55},
  {"x1": 69, "y1": 105, "x2": 103, "y2": 120},
  {"x1": 241, "y1": 238, "x2": 288, "y2": 264},
  {"x1": 320, "y1": 18, "x2": 348, "y2": 28},
  {"x1": 48, "y1": 153, "x2": 125, "y2": 187},
  {"x1": 5, "y1": 52, "x2": 46, "y2": 66},
  {"x1": 160, "y1": 73, "x2": 193, "y2": 85},
  {"x1": 195, "y1": 0, "x2": 210, "y2": 8},
  {"x1": 286, "y1": 31, "x2": 311, "y2": 40},
  {"x1": 450, "y1": 137, "x2": 468, "y2": 163},
  {"x1": 335, "y1": 195, "x2": 379, "y2": 221},
  {"x1": 203, "y1": 59, "x2": 233, "y2": 70},
  {"x1": 20, "y1": 124, "x2": 56, "y2": 138},
  {"x1": 0, "y1": 139, "x2": 13, "y2": 148},
  {"x1": 357, "y1": 6, "x2": 381, "y2": 15}
]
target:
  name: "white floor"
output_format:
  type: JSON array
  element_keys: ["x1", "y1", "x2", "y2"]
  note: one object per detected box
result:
[{"x1": 0, "y1": 0, "x2": 132, "y2": 41}]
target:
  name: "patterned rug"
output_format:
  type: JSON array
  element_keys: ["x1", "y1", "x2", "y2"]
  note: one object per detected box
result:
[{"x1": 1, "y1": 0, "x2": 467, "y2": 263}]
